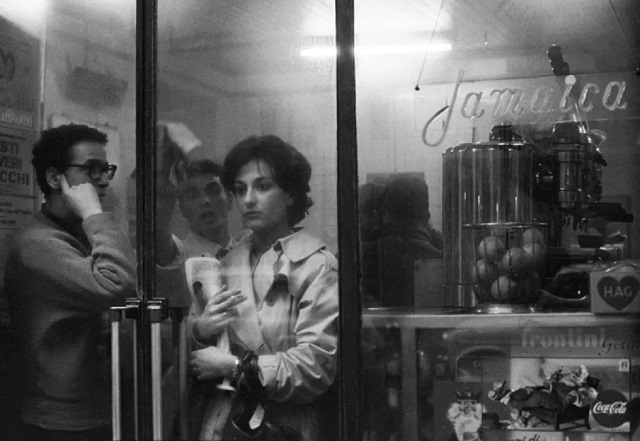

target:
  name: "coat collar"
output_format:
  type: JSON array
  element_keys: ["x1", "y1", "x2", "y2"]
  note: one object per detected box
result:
[
  {"x1": 273, "y1": 228, "x2": 327, "y2": 262},
  {"x1": 232, "y1": 228, "x2": 328, "y2": 263}
]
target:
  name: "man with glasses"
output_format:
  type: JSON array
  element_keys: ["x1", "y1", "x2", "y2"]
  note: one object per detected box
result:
[
  {"x1": 4, "y1": 123, "x2": 136, "y2": 441},
  {"x1": 67, "y1": 162, "x2": 118, "y2": 180}
]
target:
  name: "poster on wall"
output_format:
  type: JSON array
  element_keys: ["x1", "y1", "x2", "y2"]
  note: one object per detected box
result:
[
  {"x1": 0, "y1": 195, "x2": 35, "y2": 325},
  {"x1": 0, "y1": 16, "x2": 40, "y2": 132},
  {"x1": 0, "y1": 130, "x2": 33, "y2": 196}
]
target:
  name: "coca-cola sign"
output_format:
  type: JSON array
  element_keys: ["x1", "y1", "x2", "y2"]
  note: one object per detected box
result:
[{"x1": 591, "y1": 389, "x2": 629, "y2": 428}]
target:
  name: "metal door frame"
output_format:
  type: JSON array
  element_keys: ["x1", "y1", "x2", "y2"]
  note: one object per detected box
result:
[{"x1": 132, "y1": 1, "x2": 362, "y2": 439}]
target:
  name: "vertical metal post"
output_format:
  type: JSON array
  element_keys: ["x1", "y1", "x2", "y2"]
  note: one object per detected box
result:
[
  {"x1": 125, "y1": 298, "x2": 141, "y2": 440},
  {"x1": 136, "y1": 0, "x2": 158, "y2": 438},
  {"x1": 335, "y1": 0, "x2": 360, "y2": 440},
  {"x1": 112, "y1": 300, "x2": 142, "y2": 441},
  {"x1": 148, "y1": 300, "x2": 167, "y2": 441},
  {"x1": 150, "y1": 321, "x2": 163, "y2": 441}
]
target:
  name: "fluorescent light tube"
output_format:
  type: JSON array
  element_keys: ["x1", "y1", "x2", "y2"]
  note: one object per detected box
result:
[{"x1": 300, "y1": 43, "x2": 451, "y2": 58}]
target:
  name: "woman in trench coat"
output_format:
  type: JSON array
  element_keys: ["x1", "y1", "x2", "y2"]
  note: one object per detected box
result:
[{"x1": 189, "y1": 135, "x2": 339, "y2": 441}]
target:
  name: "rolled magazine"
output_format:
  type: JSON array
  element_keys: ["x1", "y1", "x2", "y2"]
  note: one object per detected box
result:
[{"x1": 184, "y1": 256, "x2": 235, "y2": 391}]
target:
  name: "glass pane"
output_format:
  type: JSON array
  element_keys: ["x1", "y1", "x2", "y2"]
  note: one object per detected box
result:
[
  {"x1": 156, "y1": 1, "x2": 339, "y2": 439},
  {"x1": 357, "y1": 0, "x2": 640, "y2": 440},
  {"x1": 0, "y1": 0, "x2": 137, "y2": 439}
]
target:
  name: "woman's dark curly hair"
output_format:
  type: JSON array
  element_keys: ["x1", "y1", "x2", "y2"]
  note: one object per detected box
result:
[
  {"x1": 222, "y1": 135, "x2": 314, "y2": 226},
  {"x1": 32, "y1": 124, "x2": 108, "y2": 196}
]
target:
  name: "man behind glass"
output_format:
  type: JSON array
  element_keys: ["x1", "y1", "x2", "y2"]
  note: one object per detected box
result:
[{"x1": 155, "y1": 122, "x2": 241, "y2": 307}]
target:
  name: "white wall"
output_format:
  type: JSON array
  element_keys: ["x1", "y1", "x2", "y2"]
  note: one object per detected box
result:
[{"x1": 42, "y1": 8, "x2": 137, "y2": 236}]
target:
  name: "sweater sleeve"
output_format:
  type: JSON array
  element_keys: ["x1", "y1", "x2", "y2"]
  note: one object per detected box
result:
[{"x1": 9, "y1": 212, "x2": 137, "y2": 313}]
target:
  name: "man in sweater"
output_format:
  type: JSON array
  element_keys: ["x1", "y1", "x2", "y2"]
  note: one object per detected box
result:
[{"x1": 4, "y1": 123, "x2": 136, "y2": 441}]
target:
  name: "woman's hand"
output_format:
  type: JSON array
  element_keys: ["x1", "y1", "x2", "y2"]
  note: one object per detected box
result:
[
  {"x1": 192, "y1": 287, "x2": 247, "y2": 342},
  {"x1": 190, "y1": 346, "x2": 237, "y2": 381}
]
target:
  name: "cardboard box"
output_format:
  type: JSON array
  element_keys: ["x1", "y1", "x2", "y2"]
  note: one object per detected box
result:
[{"x1": 590, "y1": 260, "x2": 640, "y2": 314}]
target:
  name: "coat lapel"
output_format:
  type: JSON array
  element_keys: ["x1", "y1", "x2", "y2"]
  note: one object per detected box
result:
[{"x1": 223, "y1": 242, "x2": 266, "y2": 352}]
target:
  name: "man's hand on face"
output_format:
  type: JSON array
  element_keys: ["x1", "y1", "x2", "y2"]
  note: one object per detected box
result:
[{"x1": 60, "y1": 174, "x2": 103, "y2": 220}]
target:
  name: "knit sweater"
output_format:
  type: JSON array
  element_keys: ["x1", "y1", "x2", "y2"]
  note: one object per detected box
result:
[{"x1": 4, "y1": 206, "x2": 136, "y2": 431}]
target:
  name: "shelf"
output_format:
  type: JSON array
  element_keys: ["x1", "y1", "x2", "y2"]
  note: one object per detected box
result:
[{"x1": 362, "y1": 307, "x2": 640, "y2": 329}]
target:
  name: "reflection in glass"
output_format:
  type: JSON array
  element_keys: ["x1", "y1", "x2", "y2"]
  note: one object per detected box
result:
[
  {"x1": 360, "y1": 175, "x2": 443, "y2": 307},
  {"x1": 156, "y1": 1, "x2": 338, "y2": 439},
  {"x1": 0, "y1": 1, "x2": 137, "y2": 440},
  {"x1": 358, "y1": 0, "x2": 639, "y2": 440}
]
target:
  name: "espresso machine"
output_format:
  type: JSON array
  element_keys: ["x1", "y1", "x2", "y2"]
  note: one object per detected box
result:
[
  {"x1": 532, "y1": 121, "x2": 633, "y2": 303},
  {"x1": 442, "y1": 121, "x2": 633, "y2": 310},
  {"x1": 536, "y1": 121, "x2": 633, "y2": 242}
]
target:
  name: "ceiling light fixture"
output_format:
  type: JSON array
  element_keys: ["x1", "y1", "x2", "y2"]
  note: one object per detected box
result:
[
  {"x1": 0, "y1": 0, "x2": 48, "y2": 35},
  {"x1": 300, "y1": 43, "x2": 452, "y2": 58}
]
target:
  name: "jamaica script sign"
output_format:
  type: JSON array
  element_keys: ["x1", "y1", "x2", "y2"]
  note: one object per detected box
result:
[{"x1": 419, "y1": 71, "x2": 637, "y2": 147}]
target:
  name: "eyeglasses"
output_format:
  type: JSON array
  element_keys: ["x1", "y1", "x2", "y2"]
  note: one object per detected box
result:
[{"x1": 67, "y1": 163, "x2": 118, "y2": 180}]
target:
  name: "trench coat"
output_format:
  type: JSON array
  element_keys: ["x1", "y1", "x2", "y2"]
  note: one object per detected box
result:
[{"x1": 193, "y1": 229, "x2": 339, "y2": 441}]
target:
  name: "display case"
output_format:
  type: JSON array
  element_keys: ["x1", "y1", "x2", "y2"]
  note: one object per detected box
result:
[{"x1": 363, "y1": 310, "x2": 639, "y2": 441}]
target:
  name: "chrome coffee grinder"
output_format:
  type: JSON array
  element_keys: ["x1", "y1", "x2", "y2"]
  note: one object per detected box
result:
[
  {"x1": 442, "y1": 125, "x2": 547, "y2": 312},
  {"x1": 532, "y1": 121, "x2": 633, "y2": 303}
]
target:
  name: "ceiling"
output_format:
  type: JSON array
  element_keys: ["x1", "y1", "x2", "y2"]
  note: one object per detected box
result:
[
  {"x1": 47, "y1": 0, "x2": 640, "y2": 88},
  {"x1": 156, "y1": 0, "x2": 640, "y2": 84}
]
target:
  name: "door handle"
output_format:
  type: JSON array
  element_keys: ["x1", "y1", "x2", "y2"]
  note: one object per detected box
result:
[
  {"x1": 110, "y1": 299, "x2": 141, "y2": 441},
  {"x1": 110, "y1": 307, "x2": 124, "y2": 441},
  {"x1": 148, "y1": 299, "x2": 169, "y2": 441}
]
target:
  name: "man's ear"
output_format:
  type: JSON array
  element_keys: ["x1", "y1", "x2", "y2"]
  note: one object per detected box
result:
[{"x1": 45, "y1": 167, "x2": 62, "y2": 190}]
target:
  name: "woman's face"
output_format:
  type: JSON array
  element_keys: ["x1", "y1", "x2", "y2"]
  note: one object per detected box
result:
[{"x1": 234, "y1": 159, "x2": 293, "y2": 237}]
